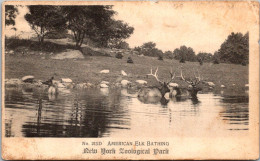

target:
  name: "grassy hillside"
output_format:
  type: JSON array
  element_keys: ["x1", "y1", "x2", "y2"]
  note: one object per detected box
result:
[{"x1": 4, "y1": 38, "x2": 248, "y2": 96}]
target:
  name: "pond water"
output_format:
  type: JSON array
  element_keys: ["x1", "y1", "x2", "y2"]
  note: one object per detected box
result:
[{"x1": 4, "y1": 87, "x2": 249, "y2": 137}]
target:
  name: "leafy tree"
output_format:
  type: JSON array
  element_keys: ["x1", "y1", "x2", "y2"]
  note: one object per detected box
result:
[
  {"x1": 5, "y1": 5, "x2": 18, "y2": 26},
  {"x1": 134, "y1": 42, "x2": 163, "y2": 57},
  {"x1": 173, "y1": 46, "x2": 196, "y2": 62},
  {"x1": 141, "y1": 42, "x2": 156, "y2": 49},
  {"x1": 217, "y1": 32, "x2": 249, "y2": 64},
  {"x1": 25, "y1": 6, "x2": 66, "y2": 43},
  {"x1": 164, "y1": 51, "x2": 174, "y2": 59},
  {"x1": 197, "y1": 52, "x2": 213, "y2": 62},
  {"x1": 99, "y1": 20, "x2": 134, "y2": 48},
  {"x1": 61, "y1": 6, "x2": 133, "y2": 48},
  {"x1": 112, "y1": 41, "x2": 130, "y2": 49}
]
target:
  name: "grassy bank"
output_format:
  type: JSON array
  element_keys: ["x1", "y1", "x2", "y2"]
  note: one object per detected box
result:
[{"x1": 5, "y1": 52, "x2": 248, "y2": 94}]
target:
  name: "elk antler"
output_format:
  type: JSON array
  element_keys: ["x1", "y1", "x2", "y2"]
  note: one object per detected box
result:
[
  {"x1": 147, "y1": 67, "x2": 163, "y2": 84},
  {"x1": 167, "y1": 67, "x2": 176, "y2": 84},
  {"x1": 193, "y1": 69, "x2": 201, "y2": 85},
  {"x1": 180, "y1": 69, "x2": 192, "y2": 84}
]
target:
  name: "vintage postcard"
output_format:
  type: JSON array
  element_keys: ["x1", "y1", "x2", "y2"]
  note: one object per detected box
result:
[{"x1": 2, "y1": 1, "x2": 259, "y2": 160}]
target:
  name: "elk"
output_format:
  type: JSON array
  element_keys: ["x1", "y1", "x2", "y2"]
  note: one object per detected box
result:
[
  {"x1": 179, "y1": 69, "x2": 202, "y2": 98},
  {"x1": 137, "y1": 67, "x2": 175, "y2": 104}
]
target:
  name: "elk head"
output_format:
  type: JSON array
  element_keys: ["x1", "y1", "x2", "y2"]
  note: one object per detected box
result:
[
  {"x1": 180, "y1": 69, "x2": 202, "y2": 98},
  {"x1": 147, "y1": 67, "x2": 176, "y2": 97}
]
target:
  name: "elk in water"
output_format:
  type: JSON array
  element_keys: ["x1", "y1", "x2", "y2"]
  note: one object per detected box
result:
[
  {"x1": 137, "y1": 67, "x2": 175, "y2": 104},
  {"x1": 179, "y1": 69, "x2": 202, "y2": 98}
]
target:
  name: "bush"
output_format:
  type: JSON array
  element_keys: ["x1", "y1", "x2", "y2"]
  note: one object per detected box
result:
[
  {"x1": 180, "y1": 58, "x2": 185, "y2": 63},
  {"x1": 158, "y1": 55, "x2": 163, "y2": 60},
  {"x1": 241, "y1": 61, "x2": 247, "y2": 66},
  {"x1": 198, "y1": 59, "x2": 203, "y2": 65},
  {"x1": 115, "y1": 52, "x2": 123, "y2": 59},
  {"x1": 127, "y1": 56, "x2": 134, "y2": 63},
  {"x1": 213, "y1": 59, "x2": 220, "y2": 64}
]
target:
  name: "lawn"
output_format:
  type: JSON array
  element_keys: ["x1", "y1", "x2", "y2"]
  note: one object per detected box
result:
[{"x1": 4, "y1": 38, "x2": 249, "y2": 96}]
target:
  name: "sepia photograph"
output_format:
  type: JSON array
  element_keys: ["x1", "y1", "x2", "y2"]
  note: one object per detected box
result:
[{"x1": 2, "y1": 1, "x2": 259, "y2": 160}]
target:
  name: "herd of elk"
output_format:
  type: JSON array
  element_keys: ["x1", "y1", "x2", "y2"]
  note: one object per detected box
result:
[{"x1": 137, "y1": 67, "x2": 202, "y2": 104}]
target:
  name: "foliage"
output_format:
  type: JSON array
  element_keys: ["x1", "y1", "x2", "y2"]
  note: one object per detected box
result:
[
  {"x1": 213, "y1": 59, "x2": 220, "y2": 64},
  {"x1": 179, "y1": 58, "x2": 186, "y2": 63},
  {"x1": 198, "y1": 58, "x2": 203, "y2": 65},
  {"x1": 61, "y1": 6, "x2": 133, "y2": 48},
  {"x1": 25, "y1": 6, "x2": 67, "y2": 43},
  {"x1": 111, "y1": 41, "x2": 130, "y2": 49},
  {"x1": 5, "y1": 37, "x2": 76, "y2": 53},
  {"x1": 197, "y1": 52, "x2": 213, "y2": 62},
  {"x1": 164, "y1": 51, "x2": 174, "y2": 59},
  {"x1": 45, "y1": 30, "x2": 69, "y2": 39},
  {"x1": 173, "y1": 46, "x2": 196, "y2": 62},
  {"x1": 158, "y1": 55, "x2": 163, "y2": 60},
  {"x1": 115, "y1": 52, "x2": 123, "y2": 59},
  {"x1": 127, "y1": 56, "x2": 134, "y2": 63},
  {"x1": 133, "y1": 42, "x2": 163, "y2": 57},
  {"x1": 5, "y1": 5, "x2": 18, "y2": 26},
  {"x1": 217, "y1": 32, "x2": 249, "y2": 64}
]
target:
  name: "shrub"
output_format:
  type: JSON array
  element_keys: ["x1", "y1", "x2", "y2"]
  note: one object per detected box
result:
[
  {"x1": 198, "y1": 59, "x2": 203, "y2": 65},
  {"x1": 213, "y1": 59, "x2": 220, "y2": 64},
  {"x1": 241, "y1": 61, "x2": 247, "y2": 66},
  {"x1": 180, "y1": 58, "x2": 185, "y2": 63},
  {"x1": 158, "y1": 55, "x2": 163, "y2": 61},
  {"x1": 115, "y1": 52, "x2": 123, "y2": 59},
  {"x1": 127, "y1": 56, "x2": 134, "y2": 63}
]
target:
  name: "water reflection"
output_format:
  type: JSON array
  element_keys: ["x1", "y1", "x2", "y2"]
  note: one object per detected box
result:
[{"x1": 4, "y1": 87, "x2": 249, "y2": 137}]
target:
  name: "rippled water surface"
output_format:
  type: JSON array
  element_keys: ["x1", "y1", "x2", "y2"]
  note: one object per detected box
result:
[{"x1": 5, "y1": 87, "x2": 249, "y2": 137}]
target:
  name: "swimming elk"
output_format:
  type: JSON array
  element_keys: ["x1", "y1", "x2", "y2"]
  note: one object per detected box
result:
[
  {"x1": 137, "y1": 67, "x2": 175, "y2": 104},
  {"x1": 180, "y1": 69, "x2": 202, "y2": 98}
]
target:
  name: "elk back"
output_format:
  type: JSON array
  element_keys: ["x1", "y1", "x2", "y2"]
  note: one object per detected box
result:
[{"x1": 138, "y1": 87, "x2": 162, "y2": 98}]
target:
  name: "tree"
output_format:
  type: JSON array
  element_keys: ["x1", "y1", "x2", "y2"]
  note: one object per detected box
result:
[
  {"x1": 217, "y1": 32, "x2": 249, "y2": 64},
  {"x1": 5, "y1": 5, "x2": 18, "y2": 26},
  {"x1": 25, "y1": 6, "x2": 66, "y2": 43},
  {"x1": 197, "y1": 52, "x2": 213, "y2": 62},
  {"x1": 164, "y1": 51, "x2": 174, "y2": 59},
  {"x1": 60, "y1": 6, "x2": 133, "y2": 48},
  {"x1": 173, "y1": 46, "x2": 196, "y2": 62},
  {"x1": 112, "y1": 41, "x2": 130, "y2": 49},
  {"x1": 134, "y1": 42, "x2": 163, "y2": 57},
  {"x1": 98, "y1": 20, "x2": 134, "y2": 48},
  {"x1": 141, "y1": 42, "x2": 156, "y2": 50}
]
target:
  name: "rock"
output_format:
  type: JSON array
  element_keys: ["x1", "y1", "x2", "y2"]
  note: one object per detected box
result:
[
  {"x1": 207, "y1": 82, "x2": 215, "y2": 87},
  {"x1": 86, "y1": 83, "x2": 93, "y2": 88},
  {"x1": 100, "y1": 88, "x2": 109, "y2": 96},
  {"x1": 135, "y1": 80, "x2": 147, "y2": 85},
  {"x1": 100, "y1": 83, "x2": 109, "y2": 88},
  {"x1": 221, "y1": 85, "x2": 225, "y2": 88},
  {"x1": 51, "y1": 50, "x2": 84, "y2": 60},
  {"x1": 101, "y1": 81, "x2": 109, "y2": 85},
  {"x1": 9, "y1": 50, "x2": 14, "y2": 54},
  {"x1": 121, "y1": 70, "x2": 127, "y2": 76},
  {"x1": 121, "y1": 80, "x2": 131, "y2": 87},
  {"x1": 168, "y1": 82, "x2": 179, "y2": 87},
  {"x1": 61, "y1": 78, "x2": 73, "y2": 83},
  {"x1": 100, "y1": 70, "x2": 109, "y2": 74},
  {"x1": 115, "y1": 82, "x2": 121, "y2": 87},
  {"x1": 22, "y1": 75, "x2": 34, "y2": 83}
]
